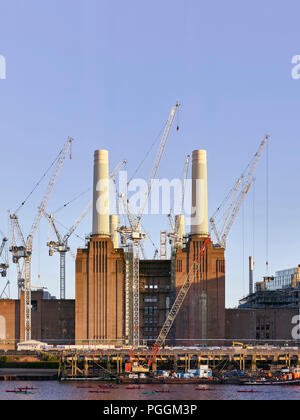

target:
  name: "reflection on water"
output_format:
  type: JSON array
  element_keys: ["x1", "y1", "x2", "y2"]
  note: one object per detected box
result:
[{"x1": 1, "y1": 381, "x2": 300, "y2": 400}]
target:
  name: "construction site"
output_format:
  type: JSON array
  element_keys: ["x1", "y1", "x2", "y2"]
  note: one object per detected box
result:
[{"x1": 0, "y1": 103, "x2": 299, "y2": 382}]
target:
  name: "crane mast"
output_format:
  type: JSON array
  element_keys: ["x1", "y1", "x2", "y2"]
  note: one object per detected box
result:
[
  {"x1": 120, "y1": 103, "x2": 180, "y2": 347},
  {"x1": 10, "y1": 137, "x2": 73, "y2": 341}
]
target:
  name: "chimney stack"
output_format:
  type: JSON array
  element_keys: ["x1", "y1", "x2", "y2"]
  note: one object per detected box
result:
[
  {"x1": 92, "y1": 150, "x2": 110, "y2": 237},
  {"x1": 175, "y1": 214, "x2": 185, "y2": 248},
  {"x1": 191, "y1": 150, "x2": 209, "y2": 237},
  {"x1": 249, "y1": 256, "x2": 254, "y2": 295}
]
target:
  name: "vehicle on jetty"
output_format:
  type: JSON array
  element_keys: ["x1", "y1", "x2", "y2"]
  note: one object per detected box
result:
[{"x1": 118, "y1": 366, "x2": 222, "y2": 385}]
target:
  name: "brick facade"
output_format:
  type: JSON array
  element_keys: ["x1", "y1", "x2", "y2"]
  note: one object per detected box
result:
[{"x1": 0, "y1": 291, "x2": 74, "y2": 349}]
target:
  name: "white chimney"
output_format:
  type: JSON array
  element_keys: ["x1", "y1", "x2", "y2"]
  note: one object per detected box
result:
[
  {"x1": 92, "y1": 150, "x2": 110, "y2": 237},
  {"x1": 249, "y1": 256, "x2": 254, "y2": 295},
  {"x1": 191, "y1": 150, "x2": 209, "y2": 237}
]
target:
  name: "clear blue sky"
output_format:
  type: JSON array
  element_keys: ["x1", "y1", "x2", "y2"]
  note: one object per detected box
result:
[{"x1": 1, "y1": 0, "x2": 300, "y2": 306}]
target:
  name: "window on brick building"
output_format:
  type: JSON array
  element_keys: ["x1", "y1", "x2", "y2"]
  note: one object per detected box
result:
[
  {"x1": 31, "y1": 301, "x2": 38, "y2": 311},
  {"x1": 144, "y1": 298, "x2": 158, "y2": 303}
]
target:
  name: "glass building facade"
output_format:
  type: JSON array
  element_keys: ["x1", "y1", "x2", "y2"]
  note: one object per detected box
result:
[{"x1": 264, "y1": 267, "x2": 300, "y2": 291}]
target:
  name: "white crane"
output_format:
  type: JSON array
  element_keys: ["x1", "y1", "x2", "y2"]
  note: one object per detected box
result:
[
  {"x1": 9, "y1": 137, "x2": 73, "y2": 342},
  {"x1": 0, "y1": 235, "x2": 8, "y2": 278},
  {"x1": 180, "y1": 154, "x2": 190, "y2": 216},
  {"x1": 210, "y1": 135, "x2": 269, "y2": 249},
  {"x1": 119, "y1": 102, "x2": 180, "y2": 347},
  {"x1": 8, "y1": 212, "x2": 26, "y2": 298},
  {"x1": 45, "y1": 201, "x2": 92, "y2": 300},
  {"x1": 0, "y1": 231, "x2": 10, "y2": 299},
  {"x1": 167, "y1": 154, "x2": 190, "y2": 248}
]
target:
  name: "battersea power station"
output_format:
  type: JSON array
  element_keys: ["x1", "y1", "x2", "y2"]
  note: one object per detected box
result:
[
  {"x1": 75, "y1": 148, "x2": 226, "y2": 346},
  {"x1": 1, "y1": 140, "x2": 300, "y2": 351}
]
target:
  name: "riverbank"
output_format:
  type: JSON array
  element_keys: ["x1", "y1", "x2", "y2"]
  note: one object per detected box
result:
[{"x1": 0, "y1": 368, "x2": 58, "y2": 381}]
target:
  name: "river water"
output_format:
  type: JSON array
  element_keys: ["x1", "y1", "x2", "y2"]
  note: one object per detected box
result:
[{"x1": 1, "y1": 381, "x2": 300, "y2": 400}]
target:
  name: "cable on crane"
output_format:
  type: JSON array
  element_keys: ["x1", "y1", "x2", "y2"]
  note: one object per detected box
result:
[
  {"x1": 52, "y1": 188, "x2": 91, "y2": 214},
  {"x1": 127, "y1": 125, "x2": 165, "y2": 188},
  {"x1": 14, "y1": 144, "x2": 70, "y2": 214},
  {"x1": 252, "y1": 178, "x2": 256, "y2": 275},
  {"x1": 140, "y1": 221, "x2": 159, "y2": 256},
  {"x1": 54, "y1": 218, "x2": 85, "y2": 242},
  {"x1": 38, "y1": 227, "x2": 41, "y2": 280},
  {"x1": 176, "y1": 103, "x2": 180, "y2": 131},
  {"x1": 266, "y1": 139, "x2": 270, "y2": 275},
  {"x1": 242, "y1": 201, "x2": 245, "y2": 297}
]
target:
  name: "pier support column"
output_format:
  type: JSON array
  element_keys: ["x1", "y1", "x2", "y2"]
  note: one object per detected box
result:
[
  {"x1": 152, "y1": 358, "x2": 157, "y2": 373},
  {"x1": 84, "y1": 356, "x2": 89, "y2": 377},
  {"x1": 184, "y1": 354, "x2": 188, "y2": 373},
  {"x1": 173, "y1": 356, "x2": 177, "y2": 373},
  {"x1": 251, "y1": 356, "x2": 256, "y2": 372},
  {"x1": 116, "y1": 356, "x2": 119, "y2": 375},
  {"x1": 197, "y1": 356, "x2": 201, "y2": 369},
  {"x1": 72, "y1": 355, "x2": 75, "y2": 377},
  {"x1": 107, "y1": 356, "x2": 111, "y2": 373}
]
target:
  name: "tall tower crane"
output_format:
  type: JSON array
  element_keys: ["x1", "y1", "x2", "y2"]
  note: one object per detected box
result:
[
  {"x1": 45, "y1": 201, "x2": 91, "y2": 300},
  {"x1": 119, "y1": 103, "x2": 180, "y2": 347},
  {"x1": 9, "y1": 138, "x2": 73, "y2": 342},
  {"x1": 210, "y1": 135, "x2": 269, "y2": 249}
]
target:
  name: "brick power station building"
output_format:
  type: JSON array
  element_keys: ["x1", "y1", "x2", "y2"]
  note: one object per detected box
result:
[
  {"x1": 0, "y1": 147, "x2": 297, "y2": 349},
  {"x1": 74, "y1": 149, "x2": 226, "y2": 345}
]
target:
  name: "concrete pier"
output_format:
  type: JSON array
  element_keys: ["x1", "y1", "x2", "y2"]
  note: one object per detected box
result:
[{"x1": 59, "y1": 347, "x2": 300, "y2": 380}]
